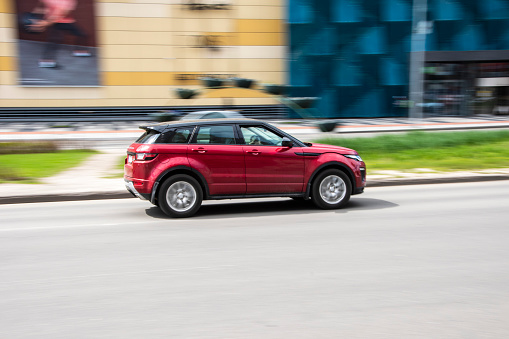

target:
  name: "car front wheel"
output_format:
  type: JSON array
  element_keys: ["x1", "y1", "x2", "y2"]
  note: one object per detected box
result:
[
  {"x1": 158, "y1": 174, "x2": 203, "y2": 218},
  {"x1": 312, "y1": 169, "x2": 351, "y2": 209}
]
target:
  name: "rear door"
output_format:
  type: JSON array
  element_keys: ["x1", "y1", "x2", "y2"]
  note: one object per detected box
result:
[
  {"x1": 187, "y1": 124, "x2": 246, "y2": 195},
  {"x1": 240, "y1": 124, "x2": 305, "y2": 194},
  {"x1": 148, "y1": 125, "x2": 194, "y2": 166}
]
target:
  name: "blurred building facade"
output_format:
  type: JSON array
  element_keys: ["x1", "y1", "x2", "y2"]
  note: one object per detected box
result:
[
  {"x1": 1, "y1": 0, "x2": 509, "y2": 118},
  {"x1": 0, "y1": 0, "x2": 285, "y2": 109},
  {"x1": 289, "y1": 0, "x2": 509, "y2": 117}
]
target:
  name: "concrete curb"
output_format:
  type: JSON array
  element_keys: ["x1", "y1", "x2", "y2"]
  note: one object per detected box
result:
[
  {"x1": 0, "y1": 191, "x2": 133, "y2": 205},
  {"x1": 2, "y1": 174, "x2": 508, "y2": 205},
  {"x1": 367, "y1": 174, "x2": 509, "y2": 187}
]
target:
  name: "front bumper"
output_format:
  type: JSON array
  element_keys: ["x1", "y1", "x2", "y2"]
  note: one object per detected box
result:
[
  {"x1": 353, "y1": 186, "x2": 365, "y2": 195},
  {"x1": 352, "y1": 166, "x2": 366, "y2": 195}
]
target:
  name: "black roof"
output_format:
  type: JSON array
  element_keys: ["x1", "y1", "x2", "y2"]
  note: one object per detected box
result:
[
  {"x1": 138, "y1": 118, "x2": 308, "y2": 147},
  {"x1": 140, "y1": 118, "x2": 264, "y2": 132}
]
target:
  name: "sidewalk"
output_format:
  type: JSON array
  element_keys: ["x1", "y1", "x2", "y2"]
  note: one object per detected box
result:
[
  {"x1": 0, "y1": 149, "x2": 129, "y2": 204},
  {"x1": 1, "y1": 115, "x2": 509, "y2": 204}
]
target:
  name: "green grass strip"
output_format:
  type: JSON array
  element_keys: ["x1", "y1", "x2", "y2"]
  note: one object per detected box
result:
[
  {"x1": 314, "y1": 130, "x2": 509, "y2": 172},
  {"x1": 0, "y1": 150, "x2": 97, "y2": 183}
]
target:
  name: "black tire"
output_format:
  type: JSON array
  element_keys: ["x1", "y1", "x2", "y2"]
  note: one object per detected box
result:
[
  {"x1": 311, "y1": 169, "x2": 351, "y2": 209},
  {"x1": 158, "y1": 174, "x2": 203, "y2": 218}
]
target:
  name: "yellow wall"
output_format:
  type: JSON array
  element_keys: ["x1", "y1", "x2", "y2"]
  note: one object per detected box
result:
[{"x1": 0, "y1": 0, "x2": 287, "y2": 107}]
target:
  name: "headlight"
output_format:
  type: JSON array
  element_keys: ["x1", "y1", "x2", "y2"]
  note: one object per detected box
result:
[{"x1": 343, "y1": 154, "x2": 363, "y2": 162}]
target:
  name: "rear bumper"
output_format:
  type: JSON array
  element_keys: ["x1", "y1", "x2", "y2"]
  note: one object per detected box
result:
[{"x1": 124, "y1": 179, "x2": 150, "y2": 200}]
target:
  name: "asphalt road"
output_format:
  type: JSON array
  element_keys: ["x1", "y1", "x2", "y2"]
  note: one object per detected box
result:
[{"x1": 1, "y1": 181, "x2": 509, "y2": 338}]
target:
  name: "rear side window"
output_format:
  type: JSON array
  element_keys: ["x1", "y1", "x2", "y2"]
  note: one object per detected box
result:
[
  {"x1": 157, "y1": 127, "x2": 194, "y2": 144},
  {"x1": 135, "y1": 130, "x2": 160, "y2": 144},
  {"x1": 193, "y1": 125, "x2": 236, "y2": 144}
]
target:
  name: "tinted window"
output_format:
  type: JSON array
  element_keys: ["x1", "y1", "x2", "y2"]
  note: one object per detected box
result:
[
  {"x1": 240, "y1": 126, "x2": 283, "y2": 146},
  {"x1": 135, "y1": 130, "x2": 160, "y2": 144},
  {"x1": 193, "y1": 125, "x2": 236, "y2": 144},
  {"x1": 157, "y1": 127, "x2": 194, "y2": 144}
]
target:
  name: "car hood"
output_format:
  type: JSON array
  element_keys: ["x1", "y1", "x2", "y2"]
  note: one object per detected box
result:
[{"x1": 304, "y1": 143, "x2": 357, "y2": 154}]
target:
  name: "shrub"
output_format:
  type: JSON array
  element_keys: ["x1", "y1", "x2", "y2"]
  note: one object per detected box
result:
[{"x1": 0, "y1": 142, "x2": 58, "y2": 155}]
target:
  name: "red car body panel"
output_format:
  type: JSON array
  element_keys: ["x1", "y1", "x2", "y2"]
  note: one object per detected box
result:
[
  {"x1": 187, "y1": 144, "x2": 246, "y2": 195},
  {"x1": 243, "y1": 145, "x2": 305, "y2": 193},
  {"x1": 125, "y1": 143, "x2": 190, "y2": 194},
  {"x1": 300, "y1": 144, "x2": 366, "y2": 190}
]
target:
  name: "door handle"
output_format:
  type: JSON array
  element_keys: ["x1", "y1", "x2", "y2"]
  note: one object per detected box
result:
[
  {"x1": 192, "y1": 148, "x2": 207, "y2": 153},
  {"x1": 246, "y1": 150, "x2": 260, "y2": 155}
]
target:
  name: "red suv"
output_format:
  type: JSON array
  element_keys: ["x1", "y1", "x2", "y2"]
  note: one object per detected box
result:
[{"x1": 125, "y1": 119, "x2": 366, "y2": 217}]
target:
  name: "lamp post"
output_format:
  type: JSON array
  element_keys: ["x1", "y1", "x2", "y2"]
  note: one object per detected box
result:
[{"x1": 408, "y1": 0, "x2": 429, "y2": 121}]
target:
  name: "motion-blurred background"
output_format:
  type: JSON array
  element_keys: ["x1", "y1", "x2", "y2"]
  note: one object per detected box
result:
[{"x1": 1, "y1": 0, "x2": 509, "y2": 119}]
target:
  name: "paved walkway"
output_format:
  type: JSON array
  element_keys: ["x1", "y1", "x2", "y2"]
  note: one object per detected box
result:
[
  {"x1": 0, "y1": 149, "x2": 127, "y2": 204},
  {"x1": 1, "y1": 115, "x2": 509, "y2": 204}
]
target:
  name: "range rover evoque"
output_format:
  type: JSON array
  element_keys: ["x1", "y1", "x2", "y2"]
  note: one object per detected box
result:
[{"x1": 124, "y1": 119, "x2": 366, "y2": 217}]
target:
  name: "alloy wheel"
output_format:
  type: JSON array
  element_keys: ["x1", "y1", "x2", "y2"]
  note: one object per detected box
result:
[
  {"x1": 166, "y1": 181, "x2": 197, "y2": 212},
  {"x1": 319, "y1": 174, "x2": 346, "y2": 204}
]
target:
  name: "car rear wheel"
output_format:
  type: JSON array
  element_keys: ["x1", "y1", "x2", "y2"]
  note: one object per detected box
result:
[
  {"x1": 158, "y1": 174, "x2": 203, "y2": 218},
  {"x1": 312, "y1": 169, "x2": 351, "y2": 209}
]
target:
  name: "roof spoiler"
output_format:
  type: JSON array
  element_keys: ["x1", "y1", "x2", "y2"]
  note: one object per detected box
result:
[{"x1": 139, "y1": 124, "x2": 166, "y2": 132}]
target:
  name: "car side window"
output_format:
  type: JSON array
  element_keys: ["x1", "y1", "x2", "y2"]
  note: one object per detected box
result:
[
  {"x1": 157, "y1": 127, "x2": 193, "y2": 144},
  {"x1": 240, "y1": 126, "x2": 283, "y2": 146},
  {"x1": 192, "y1": 125, "x2": 236, "y2": 145},
  {"x1": 135, "y1": 130, "x2": 160, "y2": 144}
]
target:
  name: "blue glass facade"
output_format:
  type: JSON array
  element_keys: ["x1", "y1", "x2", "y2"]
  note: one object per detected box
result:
[{"x1": 288, "y1": 0, "x2": 509, "y2": 118}]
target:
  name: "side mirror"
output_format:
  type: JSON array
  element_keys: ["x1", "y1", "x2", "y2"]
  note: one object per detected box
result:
[{"x1": 282, "y1": 137, "x2": 293, "y2": 148}]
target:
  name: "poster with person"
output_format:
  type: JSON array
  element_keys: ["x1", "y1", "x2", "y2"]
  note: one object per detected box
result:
[{"x1": 14, "y1": 0, "x2": 100, "y2": 86}]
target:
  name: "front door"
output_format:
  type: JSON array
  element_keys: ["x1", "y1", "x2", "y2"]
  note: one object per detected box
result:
[{"x1": 240, "y1": 125, "x2": 304, "y2": 194}]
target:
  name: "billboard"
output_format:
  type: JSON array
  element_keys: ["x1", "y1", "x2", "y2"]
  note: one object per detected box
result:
[{"x1": 14, "y1": 0, "x2": 100, "y2": 86}]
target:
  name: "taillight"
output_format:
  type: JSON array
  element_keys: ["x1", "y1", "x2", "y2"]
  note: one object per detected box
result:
[{"x1": 135, "y1": 153, "x2": 158, "y2": 161}]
